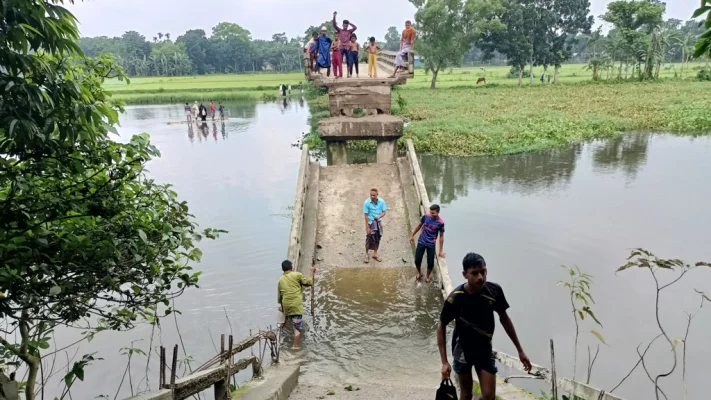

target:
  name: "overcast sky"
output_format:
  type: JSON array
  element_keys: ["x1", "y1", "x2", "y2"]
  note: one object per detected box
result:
[{"x1": 68, "y1": 0, "x2": 700, "y2": 41}]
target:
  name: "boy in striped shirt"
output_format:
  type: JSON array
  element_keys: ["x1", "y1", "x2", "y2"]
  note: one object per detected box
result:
[{"x1": 409, "y1": 204, "x2": 445, "y2": 283}]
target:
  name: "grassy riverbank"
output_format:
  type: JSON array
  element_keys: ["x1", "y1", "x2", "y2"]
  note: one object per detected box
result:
[
  {"x1": 108, "y1": 72, "x2": 307, "y2": 104},
  {"x1": 396, "y1": 80, "x2": 711, "y2": 155},
  {"x1": 303, "y1": 79, "x2": 711, "y2": 156}
]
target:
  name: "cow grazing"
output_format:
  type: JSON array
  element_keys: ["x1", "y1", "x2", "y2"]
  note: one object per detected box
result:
[{"x1": 476, "y1": 77, "x2": 486, "y2": 84}]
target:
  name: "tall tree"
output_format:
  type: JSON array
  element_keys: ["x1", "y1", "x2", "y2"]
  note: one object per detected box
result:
[
  {"x1": 384, "y1": 26, "x2": 401, "y2": 51},
  {"x1": 411, "y1": 0, "x2": 505, "y2": 89},
  {"x1": 211, "y1": 22, "x2": 252, "y2": 41},
  {"x1": 543, "y1": 0, "x2": 594, "y2": 83},
  {"x1": 0, "y1": 1, "x2": 220, "y2": 399},
  {"x1": 602, "y1": 0, "x2": 665, "y2": 78},
  {"x1": 176, "y1": 29, "x2": 213, "y2": 74},
  {"x1": 479, "y1": 0, "x2": 533, "y2": 86}
]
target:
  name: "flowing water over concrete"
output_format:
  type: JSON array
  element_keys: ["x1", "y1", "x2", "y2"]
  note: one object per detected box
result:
[{"x1": 61, "y1": 103, "x2": 710, "y2": 400}]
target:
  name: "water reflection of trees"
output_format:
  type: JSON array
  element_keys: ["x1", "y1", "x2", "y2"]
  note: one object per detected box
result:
[
  {"x1": 591, "y1": 134, "x2": 649, "y2": 181},
  {"x1": 420, "y1": 145, "x2": 582, "y2": 204}
]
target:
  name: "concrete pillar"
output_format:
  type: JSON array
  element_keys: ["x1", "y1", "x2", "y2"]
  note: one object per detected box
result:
[
  {"x1": 327, "y1": 141, "x2": 348, "y2": 166},
  {"x1": 376, "y1": 139, "x2": 398, "y2": 164},
  {"x1": 214, "y1": 379, "x2": 229, "y2": 400}
]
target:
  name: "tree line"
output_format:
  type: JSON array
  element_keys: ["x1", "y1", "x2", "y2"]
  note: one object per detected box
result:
[
  {"x1": 79, "y1": 23, "x2": 305, "y2": 77},
  {"x1": 411, "y1": 0, "x2": 709, "y2": 88}
]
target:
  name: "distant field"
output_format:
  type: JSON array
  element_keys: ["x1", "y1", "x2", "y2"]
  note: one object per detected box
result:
[
  {"x1": 399, "y1": 62, "x2": 702, "y2": 89},
  {"x1": 107, "y1": 62, "x2": 705, "y2": 104}
]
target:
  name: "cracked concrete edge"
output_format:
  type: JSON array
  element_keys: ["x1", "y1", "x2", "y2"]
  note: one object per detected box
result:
[
  {"x1": 233, "y1": 364, "x2": 300, "y2": 400},
  {"x1": 297, "y1": 162, "x2": 320, "y2": 274}
]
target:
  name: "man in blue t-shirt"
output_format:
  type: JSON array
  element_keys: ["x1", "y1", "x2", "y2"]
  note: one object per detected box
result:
[
  {"x1": 409, "y1": 204, "x2": 445, "y2": 283},
  {"x1": 363, "y1": 188, "x2": 387, "y2": 263}
]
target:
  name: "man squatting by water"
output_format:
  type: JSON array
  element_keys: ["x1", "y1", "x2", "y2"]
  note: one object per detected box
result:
[
  {"x1": 277, "y1": 260, "x2": 316, "y2": 349},
  {"x1": 363, "y1": 188, "x2": 387, "y2": 263},
  {"x1": 410, "y1": 204, "x2": 445, "y2": 283},
  {"x1": 438, "y1": 253, "x2": 532, "y2": 400}
]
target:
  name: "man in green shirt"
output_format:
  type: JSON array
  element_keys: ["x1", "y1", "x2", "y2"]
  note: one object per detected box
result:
[{"x1": 277, "y1": 260, "x2": 316, "y2": 348}]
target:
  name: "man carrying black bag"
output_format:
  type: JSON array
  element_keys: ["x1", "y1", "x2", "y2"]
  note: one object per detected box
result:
[{"x1": 437, "y1": 253, "x2": 532, "y2": 400}]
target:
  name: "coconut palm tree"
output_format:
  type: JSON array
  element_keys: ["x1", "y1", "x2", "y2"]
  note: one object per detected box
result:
[{"x1": 677, "y1": 32, "x2": 696, "y2": 77}]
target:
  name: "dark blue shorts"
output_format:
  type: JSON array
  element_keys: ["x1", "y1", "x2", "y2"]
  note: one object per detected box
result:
[
  {"x1": 453, "y1": 351, "x2": 498, "y2": 376},
  {"x1": 288, "y1": 315, "x2": 304, "y2": 331}
]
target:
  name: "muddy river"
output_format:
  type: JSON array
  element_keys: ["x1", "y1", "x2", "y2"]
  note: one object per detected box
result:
[{"x1": 62, "y1": 102, "x2": 709, "y2": 400}]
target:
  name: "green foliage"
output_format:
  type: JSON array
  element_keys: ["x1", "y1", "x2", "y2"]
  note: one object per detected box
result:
[
  {"x1": 506, "y1": 66, "x2": 529, "y2": 79},
  {"x1": 1, "y1": 1, "x2": 222, "y2": 398},
  {"x1": 384, "y1": 26, "x2": 401, "y2": 51},
  {"x1": 411, "y1": 0, "x2": 505, "y2": 88},
  {"x1": 396, "y1": 92, "x2": 408, "y2": 112},
  {"x1": 558, "y1": 266, "x2": 604, "y2": 382},
  {"x1": 697, "y1": 67, "x2": 711, "y2": 81},
  {"x1": 693, "y1": 1, "x2": 711, "y2": 58}
]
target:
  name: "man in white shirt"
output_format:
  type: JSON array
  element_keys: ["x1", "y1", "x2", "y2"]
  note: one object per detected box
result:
[{"x1": 304, "y1": 32, "x2": 318, "y2": 72}]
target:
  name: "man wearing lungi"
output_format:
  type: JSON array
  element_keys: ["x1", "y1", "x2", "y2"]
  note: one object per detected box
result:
[
  {"x1": 390, "y1": 20, "x2": 416, "y2": 78},
  {"x1": 363, "y1": 188, "x2": 387, "y2": 263}
]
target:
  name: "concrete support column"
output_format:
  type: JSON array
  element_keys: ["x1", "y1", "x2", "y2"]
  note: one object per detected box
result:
[
  {"x1": 326, "y1": 141, "x2": 348, "y2": 166},
  {"x1": 214, "y1": 379, "x2": 229, "y2": 400},
  {"x1": 376, "y1": 139, "x2": 398, "y2": 164}
]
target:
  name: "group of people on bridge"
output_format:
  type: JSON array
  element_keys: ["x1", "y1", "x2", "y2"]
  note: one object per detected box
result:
[
  {"x1": 278, "y1": 189, "x2": 534, "y2": 400},
  {"x1": 305, "y1": 11, "x2": 416, "y2": 79}
]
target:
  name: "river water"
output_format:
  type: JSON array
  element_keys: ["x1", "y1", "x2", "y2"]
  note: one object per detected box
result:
[{"x1": 64, "y1": 102, "x2": 709, "y2": 400}]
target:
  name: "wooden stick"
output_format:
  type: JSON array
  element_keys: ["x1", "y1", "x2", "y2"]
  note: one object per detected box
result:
[
  {"x1": 550, "y1": 339, "x2": 558, "y2": 400},
  {"x1": 220, "y1": 334, "x2": 225, "y2": 363},
  {"x1": 159, "y1": 346, "x2": 165, "y2": 389},
  {"x1": 311, "y1": 258, "x2": 316, "y2": 317},
  {"x1": 170, "y1": 344, "x2": 178, "y2": 392}
]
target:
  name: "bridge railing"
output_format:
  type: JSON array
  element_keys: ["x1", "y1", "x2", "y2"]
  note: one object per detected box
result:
[
  {"x1": 287, "y1": 145, "x2": 310, "y2": 272},
  {"x1": 378, "y1": 50, "x2": 415, "y2": 77},
  {"x1": 125, "y1": 332, "x2": 278, "y2": 400}
]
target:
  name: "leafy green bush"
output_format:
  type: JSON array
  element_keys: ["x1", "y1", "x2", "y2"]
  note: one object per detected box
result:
[
  {"x1": 506, "y1": 66, "x2": 530, "y2": 79},
  {"x1": 697, "y1": 67, "x2": 711, "y2": 81}
]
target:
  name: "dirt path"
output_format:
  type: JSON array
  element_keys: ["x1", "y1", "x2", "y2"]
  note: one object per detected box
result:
[{"x1": 313, "y1": 163, "x2": 414, "y2": 270}]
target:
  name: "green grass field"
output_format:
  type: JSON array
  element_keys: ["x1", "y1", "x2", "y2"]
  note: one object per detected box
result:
[
  {"x1": 398, "y1": 62, "x2": 702, "y2": 90},
  {"x1": 108, "y1": 62, "x2": 705, "y2": 104}
]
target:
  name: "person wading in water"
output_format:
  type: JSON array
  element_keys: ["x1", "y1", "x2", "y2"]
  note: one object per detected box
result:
[
  {"x1": 363, "y1": 188, "x2": 387, "y2": 263},
  {"x1": 277, "y1": 260, "x2": 316, "y2": 349}
]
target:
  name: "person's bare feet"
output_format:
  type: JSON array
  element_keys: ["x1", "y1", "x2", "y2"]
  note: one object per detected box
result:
[
  {"x1": 425, "y1": 276, "x2": 431, "y2": 283},
  {"x1": 415, "y1": 273, "x2": 423, "y2": 282},
  {"x1": 364, "y1": 255, "x2": 370, "y2": 264}
]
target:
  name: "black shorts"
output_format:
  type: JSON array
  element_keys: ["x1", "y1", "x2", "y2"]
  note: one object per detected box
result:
[
  {"x1": 453, "y1": 351, "x2": 498, "y2": 376},
  {"x1": 415, "y1": 243, "x2": 435, "y2": 270}
]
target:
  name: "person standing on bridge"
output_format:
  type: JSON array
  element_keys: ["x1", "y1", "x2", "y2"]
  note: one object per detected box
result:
[
  {"x1": 409, "y1": 204, "x2": 445, "y2": 283},
  {"x1": 437, "y1": 253, "x2": 532, "y2": 400},
  {"x1": 333, "y1": 11, "x2": 357, "y2": 64},
  {"x1": 364, "y1": 188, "x2": 387, "y2": 263},
  {"x1": 331, "y1": 35, "x2": 343, "y2": 78},
  {"x1": 367, "y1": 37, "x2": 382, "y2": 78},
  {"x1": 347, "y1": 34, "x2": 360, "y2": 78},
  {"x1": 390, "y1": 20, "x2": 416, "y2": 78},
  {"x1": 314, "y1": 27, "x2": 332, "y2": 77},
  {"x1": 278, "y1": 260, "x2": 317, "y2": 349}
]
